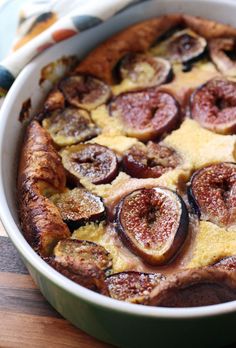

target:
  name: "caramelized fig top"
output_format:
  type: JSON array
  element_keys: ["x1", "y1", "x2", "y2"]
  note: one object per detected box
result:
[
  {"x1": 209, "y1": 38, "x2": 236, "y2": 76},
  {"x1": 188, "y1": 162, "x2": 236, "y2": 227},
  {"x1": 42, "y1": 107, "x2": 99, "y2": 146},
  {"x1": 151, "y1": 29, "x2": 207, "y2": 63},
  {"x1": 190, "y1": 77, "x2": 236, "y2": 134},
  {"x1": 123, "y1": 141, "x2": 182, "y2": 179},
  {"x1": 115, "y1": 187, "x2": 189, "y2": 266},
  {"x1": 106, "y1": 271, "x2": 164, "y2": 303},
  {"x1": 59, "y1": 74, "x2": 111, "y2": 111},
  {"x1": 119, "y1": 53, "x2": 172, "y2": 90},
  {"x1": 110, "y1": 89, "x2": 181, "y2": 141},
  {"x1": 61, "y1": 143, "x2": 118, "y2": 185}
]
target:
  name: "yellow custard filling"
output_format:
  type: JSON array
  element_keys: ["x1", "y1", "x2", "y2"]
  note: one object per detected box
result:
[
  {"x1": 188, "y1": 221, "x2": 236, "y2": 268},
  {"x1": 164, "y1": 119, "x2": 236, "y2": 171}
]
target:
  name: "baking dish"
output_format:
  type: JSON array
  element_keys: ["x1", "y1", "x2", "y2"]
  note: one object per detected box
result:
[{"x1": 1, "y1": 0, "x2": 236, "y2": 347}]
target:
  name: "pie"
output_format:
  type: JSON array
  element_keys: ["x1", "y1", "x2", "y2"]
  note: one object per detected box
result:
[{"x1": 17, "y1": 14, "x2": 236, "y2": 307}]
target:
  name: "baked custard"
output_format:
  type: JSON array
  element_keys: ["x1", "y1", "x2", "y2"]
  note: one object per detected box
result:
[{"x1": 18, "y1": 14, "x2": 236, "y2": 307}]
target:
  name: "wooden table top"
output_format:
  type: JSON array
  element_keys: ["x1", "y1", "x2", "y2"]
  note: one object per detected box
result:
[
  {"x1": 1, "y1": 220, "x2": 236, "y2": 348},
  {"x1": 0, "y1": 220, "x2": 113, "y2": 348}
]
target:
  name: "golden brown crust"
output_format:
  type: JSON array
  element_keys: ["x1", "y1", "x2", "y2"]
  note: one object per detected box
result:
[
  {"x1": 147, "y1": 268, "x2": 236, "y2": 307},
  {"x1": 46, "y1": 239, "x2": 112, "y2": 294},
  {"x1": 18, "y1": 121, "x2": 70, "y2": 256},
  {"x1": 17, "y1": 14, "x2": 236, "y2": 298},
  {"x1": 75, "y1": 14, "x2": 236, "y2": 85},
  {"x1": 182, "y1": 15, "x2": 236, "y2": 39},
  {"x1": 75, "y1": 14, "x2": 183, "y2": 84}
]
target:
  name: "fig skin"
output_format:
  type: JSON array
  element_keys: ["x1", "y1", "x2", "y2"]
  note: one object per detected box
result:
[
  {"x1": 59, "y1": 74, "x2": 111, "y2": 111},
  {"x1": 42, "y1": 107, "x2": 99, "y2": 146},
  {"x1": 61, "y1": 143, "x2": 118, "y2": 185},
  {"x1": 106, "y1": 271, "x2": 164, "y2": 304},
  {"x1": 46, "y1": 239, "x2": 112, "y2": 294},
  {"x1": 110, "y1": 88, "x2": 181, "y2": 141},
  {"x1": 190, "y1": 77, "x2": 236, "y2": 134},
  {"x1": 213, "y1": 256, "x2": 236, "y2": 271},
  {"x1": 188, "y1": 162, "x2": 236, "y2": 227},
  {"x1": 119, "y1": 53, "x2": 173, "y2": 90},
  {"x1": 209, "y1": 38, "x2": 236, "y2": 76},
  {"x1": 123, "y1": 141, "x2": 181, "y2": 179},
  {"x1": 49, "y1": 188, "x2": 105, "y2": 230},
  {"x1": 147, "y1": 267, "x2": 236, "y2": 307},
  {"x1": 115, "y1": 187, "x2": 189, "y2": 266},
  {"x1": 151, "y1": 28, "x2": 207, "y2": 64}
]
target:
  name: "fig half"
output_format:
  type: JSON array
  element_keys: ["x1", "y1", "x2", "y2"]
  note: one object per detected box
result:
[
  {"x1": 47, "y1": 239, "x2": 112, "y2": 294},
  {"x1": 106, "y1": 271, "x2": 164, "y2": 304},
  {"x1": 115, "y1": 187, "x2": 189, "y2": 266},
  {"x1": 119, "y1": 53, "x2": 172, "y2": 90},
  {"x1": 61, "y1": 143, "x2": 118, "y2": 185},
  {"x1": 50, "y1": 188, "x2": 105, "y2": 230},
  {"x1": 110, "y1": 89, "x2": 180, "y2": 141},
  {"x1": 213, "y1": 256, "x2": 236, "y2": 271},
  {"x1": 188, "y1": 162, "x2": 236, "y2": 227},
  {"x1": 42, "y1": 107, "x2": 99, "y2": 146},
  {"x1": 147, "y1": 267, "x2": 236, "y2": 307},
  {"x1": 151, "y1": 29, "x2": 207, "y2": 63},
  {"x1": 190, "y1": 77, "x2": 236, "y2": 134},
  {"x1": 123, "y1": 141, "x2": 181, "y2": 178},
  {"x1": 209, "y1": 38, "x2": 236, "y2": 76},
  {"x1": 59, "y1": 75, "x2": 111, "y2": 111}
]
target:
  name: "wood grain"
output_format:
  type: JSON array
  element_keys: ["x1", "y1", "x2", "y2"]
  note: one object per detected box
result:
[
  {"x1": 0, "y1": 227, "x2": 113, "y2": 348},
  {"x1": 0, "y1": 311, "x2": 112, "y2": 348},
  {"x1": 0, "y1": 222, "x2": 236, "y2": 348}
]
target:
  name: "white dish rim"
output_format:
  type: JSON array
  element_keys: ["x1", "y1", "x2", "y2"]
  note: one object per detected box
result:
[{"x1": 1, "y1": 0, "x2": 236, "y2": 320}]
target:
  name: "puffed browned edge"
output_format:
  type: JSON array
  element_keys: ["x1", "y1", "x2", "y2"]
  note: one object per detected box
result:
[
  {"x1": 146, "y1": 267, "x2": 236, "y2": 307},
  {"x1": 75, "y1": 14, "x2": 236, "y2": 84},
  {"x1": 18, "y1": 14, "x2": 236, "y2": 256},
  {"x1": 17, "y1": 121, "x2": 70, "y2": 257}
]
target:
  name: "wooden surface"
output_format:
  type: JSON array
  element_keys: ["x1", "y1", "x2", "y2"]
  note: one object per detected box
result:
[
  {"x1": 0, "y1": 220, "x2": 113, "y2": 348},
  {"x1": 1, "y1": 220, "x2": 236, "y2": 348}
]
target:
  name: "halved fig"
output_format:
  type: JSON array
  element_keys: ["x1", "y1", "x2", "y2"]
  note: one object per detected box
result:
[
  {"x1": 213, "y1": 256, "x2": 236, "y2": 271},
  {"x1": 110, "y1": 89, "x2": 180, "y2": 141},
  {"x1": 59, "y1": 74, "x2": 111, "y2": 111},
  {"x1": 61, "y1": 143, "x2": 118, "y2": 185},
  {"x1": 147, "y1": 267, "x2": 236, "y2": 307},
  {"x1": 44, "y1": 88, "x2": 65, "y2": 112},
  {"x1": 209, "y1": 38, "x2": 236, "y2": 76},
  {"x1": 190, "y1": 77, "x2": 236, "y2": 134},
  {"x1": 47, "y1": 239, "x2": 112, "y2": 294},
  {"x1": 151, "y1": 29, "x2": 207, "y2": 63},
  {"x1": 50, "y1": 188, "x2": 105, "y2": 230},
  {"x1": 106, "y1": 271, "x2": 164, "y2": 304},
  {"x1": 42, "y1": 107, "x2": 99, "y2": 146},
  {"x1": 188, "y1": 162, "x2": 236, "y2": 227},
  {"x1": 115, "y1": 187, "x2": 189, "y2": 266},
  {"x1": 119, "y1": 53, "x2": 172, "y2": 90},
  {"x1": 123, "y1": 141, "x2": 181, "y2": 178}
]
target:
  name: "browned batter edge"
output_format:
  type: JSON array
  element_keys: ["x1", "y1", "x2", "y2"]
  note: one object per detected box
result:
[{"x1": 17, "y1": 14, "x2": 236, "y2": 292}]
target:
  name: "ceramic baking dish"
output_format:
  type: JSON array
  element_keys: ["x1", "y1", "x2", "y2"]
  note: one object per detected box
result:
[{"x1": 1, "y1": 1, "x2": 236, "y2": 347}]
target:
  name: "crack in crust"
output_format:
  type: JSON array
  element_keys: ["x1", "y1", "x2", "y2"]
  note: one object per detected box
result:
[{"x1": 18, "y1": 121, "x2": 70, "y2": 256}]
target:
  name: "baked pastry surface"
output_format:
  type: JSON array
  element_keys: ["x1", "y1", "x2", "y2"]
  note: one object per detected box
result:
[{"x1": 17, "y1": 14, "x2": 236, "y2": 306}]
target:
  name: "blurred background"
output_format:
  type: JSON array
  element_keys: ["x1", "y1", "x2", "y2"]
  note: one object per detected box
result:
[{"x1": 0, "y1": 0, "x2": 27, "y2": 58}]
